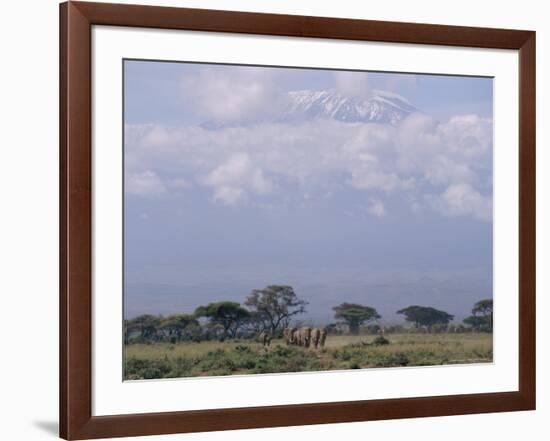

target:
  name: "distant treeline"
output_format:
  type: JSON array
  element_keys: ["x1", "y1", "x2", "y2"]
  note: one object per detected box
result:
[{"x1": 124, "y1": 285, "x2": 493, "y2": 344}]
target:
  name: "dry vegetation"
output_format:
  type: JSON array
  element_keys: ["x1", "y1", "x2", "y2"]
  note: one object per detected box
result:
[{"x1": 124, "y1": 332, "x2": 492, "y2": 380}]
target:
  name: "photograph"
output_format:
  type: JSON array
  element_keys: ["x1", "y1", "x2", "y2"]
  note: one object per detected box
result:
[
  {"x1": 123, "y1": 60, "x2": 494, "y2": 380},
  {"x1": 2, "y1": 0, "x2": 543, "y2": 439}
]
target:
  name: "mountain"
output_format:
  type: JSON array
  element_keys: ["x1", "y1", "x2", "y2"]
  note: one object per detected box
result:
[
  {"x1": 285, "y1": 89, "x2": 417, "y2": 125},
  {"x1": 199, "y1": 89, "x2": 417, "y2": 129}
]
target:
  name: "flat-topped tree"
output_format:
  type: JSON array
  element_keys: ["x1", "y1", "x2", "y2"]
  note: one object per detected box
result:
[
  {"x1": 472, "y1": 299, "x2": 493, "y2": 329},
  {"x1": 333, "y1": 303, "x2": 381, "y2": 335},
  {"x1": 194, "y1": 301, "x2": 250, "y2": 340},
  {"x1": 126, "y1": 314, "x2": 162, "y2": 340},
  {"x1": 245, "y1": 285, "x2": 307, "y2": 335},
  {"x1": 464, "y1": 298, "x2": 493, "y2": 332},
  {"x1": 397, "y1": 305, "x2": 454, "y2": 331},
  {"x1": 160, "y1": 314, "x2": 199, "y2": 341}
]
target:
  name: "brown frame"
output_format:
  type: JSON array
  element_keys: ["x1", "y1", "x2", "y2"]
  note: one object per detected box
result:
[{"x1": 60, "y1": 1, "x2": 536, "y2": 439}]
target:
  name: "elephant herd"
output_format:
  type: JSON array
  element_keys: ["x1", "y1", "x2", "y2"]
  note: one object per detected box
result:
[{"x1": 283, "y1": 327, "x2": 327, "y2": 349}]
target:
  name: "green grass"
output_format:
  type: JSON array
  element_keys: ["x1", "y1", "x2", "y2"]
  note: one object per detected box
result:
[{"x1": 124, "y1": 333, "x2": 492, "y2": 380}]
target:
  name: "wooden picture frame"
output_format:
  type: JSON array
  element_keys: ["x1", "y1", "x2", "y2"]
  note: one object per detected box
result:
[{"x1": 60, "y1": 1, "x2": 536, "y2": 439}]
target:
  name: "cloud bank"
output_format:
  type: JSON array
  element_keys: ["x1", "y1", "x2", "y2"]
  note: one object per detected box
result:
[{"x1": 125, "y1": 109, "x2": 492, "y2": 221}]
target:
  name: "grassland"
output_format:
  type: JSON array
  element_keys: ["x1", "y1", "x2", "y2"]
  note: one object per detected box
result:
[{"x1": 124, "y1": 333, "x2": 492, "y2": 380}]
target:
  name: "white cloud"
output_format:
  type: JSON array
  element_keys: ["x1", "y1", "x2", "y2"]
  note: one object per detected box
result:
[
  {"x1": 439, "y1": 114, "x2": 493, "y2": 158},
  {"x1": 368, "y1": 199, "x2": 386, "y2": 218},
  {"x1": 212, "y1": 186, "x2": 246, "y2": 206},
  {"x1": 125, "y1": 111, "x2": 492, "y2": 220},
  {"x1": 126, "y1": 170, "x2": 166, "y2": 196},
  {"x1": 430, "y1": 183, "x2": 492, "y2": 222},
  {"x1": 333, "y1": 71, "x2": 370, "y2": 99},
  {"x1": 350, "y1": 168, "x2": 403, "y2": 192},
  {"x1": 395, "y1": 113, "x2": 492, "y2": 187},
  {"x1": 181, "y1": 67, "x2": 286, "y2": 123},
  {"x1": 423, "y1": 155, "x2": 474, "y2": 186},
  {"x1": 203, "y1": 153, "x2": 274, "y2": 206},
  {"x1": 204, "y1": 153, "x2": 250, "y2": 187}
]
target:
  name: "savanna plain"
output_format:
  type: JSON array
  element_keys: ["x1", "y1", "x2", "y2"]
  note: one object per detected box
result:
[{"x1": 124, "y1": 332, "x2": 492, "y2": 380}]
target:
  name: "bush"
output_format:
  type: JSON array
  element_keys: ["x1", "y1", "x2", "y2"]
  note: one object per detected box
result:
[
  {"x1": 372, "y1": 336, "x2": 390, "y2": 346},
  {"x1": 234, "y1": 344, "x2": 253, "y2": 354},
  {"x1": 196, "y1": 349, "x2": 236, "y2": 374},
  {"x1": 231, "y1": 345, "x2": 257, "y2": 369},
  {"x1": 332, "y1": 345, "x2": 368, "y2": 367},
  {"x1": 369, "y1": 352, "x2": 409, "y2": 368},
  {"x1": 252, "y1": 345, "x2": 322, "y2": 374},
  {"x1": 124, "y1": 357, "x2": 172, "y2": 379}
]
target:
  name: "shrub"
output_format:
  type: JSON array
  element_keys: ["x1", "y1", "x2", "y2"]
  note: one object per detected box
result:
[
  {"x1": 234, "y1": 345, "x2": 252, "y2": 353},
  {"x1": 332, "y1": 345, "x2": 368, "y2": 368},
  {"x1": 369, "y1": 352, "x2": 409, "y2": 368},
  {"x1": 252, "y1": 346, "x2": 322, "y2": 374},
  {"x1": 196, "y1": 349, "x2": 236, "y2": 374},
  {"x1": 372, "y1": 336, "x2": 390, "y2": 346},
  {"x1": 124, "y1": 357, "x2": 172, "y2": 379},
  {"x1": 231, "y1": 345, "x2": 257, "y2": 369}
]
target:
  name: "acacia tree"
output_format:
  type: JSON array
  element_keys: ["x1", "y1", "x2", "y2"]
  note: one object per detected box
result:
[
  {"x1": 464, "y1": 298, "x2": 493, "y2": 332},
  {"x1": 194, "y1": 301, "x2": 250, "y2": 340},
  {"x1": 244, "y1": 285, "x2": 307, "y2": 335},
  {"x1": 240, "y1": 311, "x2": 269, "y2": 335},
  {"x1": 472, "y1": 299, "x2": 493, "y2": 329},
  {"x1": 397, "y1": 306, "x2": 454, "y2": 331},
  {"x1": 463, "y1": 315, "x2": 487, "y2": 330},
  {"x1": 332, "y1": 303, "x2": 381, "y2": 335},
  {"x1": 159, "y1": 314, "x2": 199, "y2": 341},
  {"x1": 127, "y1": 314, "x2": 162, "y2": 340}
]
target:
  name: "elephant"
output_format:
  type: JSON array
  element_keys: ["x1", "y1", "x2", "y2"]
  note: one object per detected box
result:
[
  {"x1": 283, "y1": 327, "x2": 298, "y2": 345},
  {"x1": 258, "y1": 331, "x2": 272, "y2": 347},
  {"x1": 290, "y1": 328, "x2": 299, "y2": 345},
  {"x1": 282, "y1": 328, "x2": 289, "y2": 343},
  {"x1": 310, "y1": 328, "x2": 321, "y2": 349},
  {"x1": 297, "y1": 327, "x2": 312, "y2": 348},
  {"x1": 319, "y1": 329, "x2": 327, "y2": 348}
]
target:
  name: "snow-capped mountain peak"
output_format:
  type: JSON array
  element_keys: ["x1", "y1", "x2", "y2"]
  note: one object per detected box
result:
[{"x1": 286, "y1": 89, "x2": 416, "y2": 125}]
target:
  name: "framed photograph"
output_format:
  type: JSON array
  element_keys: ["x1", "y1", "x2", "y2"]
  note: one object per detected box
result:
[{"x1": 60, "y1": 1, "x2": 536, "y2": 439}]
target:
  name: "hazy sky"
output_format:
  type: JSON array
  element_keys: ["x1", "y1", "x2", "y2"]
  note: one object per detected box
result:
[{"x1": 124, "y1": 60, "x2": 493, "y2": 323}]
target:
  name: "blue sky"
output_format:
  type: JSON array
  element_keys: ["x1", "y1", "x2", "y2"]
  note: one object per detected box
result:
[
  {"x1": 124, "y1": 60, "x2": 493, "y2": 323},
  {"x1": 125, "y1": 61, "x2": 493, "y2": 124}
]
